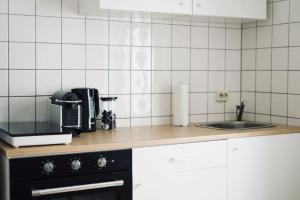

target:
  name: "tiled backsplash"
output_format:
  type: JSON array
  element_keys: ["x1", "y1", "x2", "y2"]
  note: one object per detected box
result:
[
  {"x1": 0, "y1": 0, "x2": 242, "y2": 127},
  {"x1": 242, "y1": 0, "x2": 300, "y2": 125}
]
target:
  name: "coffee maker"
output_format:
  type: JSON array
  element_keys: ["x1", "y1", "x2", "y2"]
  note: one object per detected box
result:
[
  {"x1": 50, "y1": 91, "x2": 82, "y2": 136},
  {"x1": 71, "y1": 88, "x2": 100, "y2": 132}
]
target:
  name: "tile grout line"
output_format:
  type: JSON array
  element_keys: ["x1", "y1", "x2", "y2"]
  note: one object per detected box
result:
[
  {"x1": 150, "y1": 19, "x2": 153, "y2": 125},
  {"x1": 84, "y1": 13, "x2": 87, "y2": 88},
  {"x1": 207, "y1": 24, "x2": 210, "y2": 123},
  {"x1": 106, "y1": 113, "x2": 300, "y2": 121},
  {"x1": 287, "y1": 0, "x2": 291, "y2": 125},
  {"x1": 107, "y1": 14, "x2": 110, "y2": 98},
  {"x1": 254, "y1": 20, "x2": 258, "y2": 122},
  {"x1": 270, "y1": 1, "x2": 274, "y2": 123},
  {"x1": 7, "y1": 0, "x2": 10, "y2": 122},
  {"x1": 3, "y1": 12, "x2": 246, "y2": 29},
  {"x1": 129, "y1": 16, "x2": 133, "y2": 127},
  {"x1": 2, "y1": 40, "x2": 255, "y2": 50},
  {"x1": 1, "y1": 67, "x2": 246, "y2": 72},
  {"x1": 2, "y1": 91, "x2": 243, "y2": 97},
  {"x1": 189, "y1": 20, "x2": 192, "y2": 124},
  {"x1": 60, "y1": 0, "x2": 63, "y2": 91},
  {"x1": 170, "y1": 20, "x2": 173, "y2": 125},
  {"x1": 34, "y1": 0, "x2": 37, "y2": 122},
  {"x1": 224, "y1": 24, "x2": 227, "y2": 121},
  {"x1": 240, "y1": 22, "x2": 243, "y2": 114}
]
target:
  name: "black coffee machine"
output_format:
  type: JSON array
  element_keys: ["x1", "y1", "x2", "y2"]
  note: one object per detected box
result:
[
  {"x1": 50, "y1": 91, "x2": 82, "y2": 136},
  {"x1": 71, "y1": 88, "x2": 100, "y2": 132}
]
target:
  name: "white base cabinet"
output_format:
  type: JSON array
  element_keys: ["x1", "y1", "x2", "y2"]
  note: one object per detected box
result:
[
  {"x1": 133, "y1": 167, "x2": 226, "y2": 200},
  {"x1": 133, "y1": 140, "x2": 227, "y2": 200},
  {"x1": 228, "y1": 133, "x2": 300, "y2": 200}
]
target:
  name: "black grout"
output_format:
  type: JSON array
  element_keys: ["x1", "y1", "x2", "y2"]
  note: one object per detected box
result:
[
  {"x1": 287, "y1": 0, "x2": 291, "y2": 125},
  {"x1": 84, "y1": 14, "x2": 87, "y2": 88},
  {"x1": 206, "y1": 24, "x2": 210, "y2": 123},
  {"x1": 3, "y1": 0, "x2": 300, "y2": 125},
  {"x1": 34, "y1": 0, "x2": 37, "y2": 122},
  {"x1": 0, "y1": 12, "x2": 245, "y2": 29},
  {"x1": 254, "y1": 20, "x2": 258, "y2": 122},
  {"x1": 6, "y1": 0, "x2": 9, "y2": 123},
  {"x1": 269, "y1": 1, "x2": 274, "y2": 123},
  {"x1": 150, "y1": 21, "x2": 153, "y2": 125},
  {"x1": 60, "y1": 0, "x2": 63, "y2": 91},
  {"x1": 170, "y1": 20, "x2": 174, "y2": 125},
  {"x1": 240, "y1": 0, "x2": 300, "y2": 124},
  {"x1": 129, "y1": 16, "x2": 132, "y2": 127}
]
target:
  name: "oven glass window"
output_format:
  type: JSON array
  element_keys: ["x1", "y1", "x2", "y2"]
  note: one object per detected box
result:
[{"x1": 47, "y1": 191, "x2": 118, "y2": 200}]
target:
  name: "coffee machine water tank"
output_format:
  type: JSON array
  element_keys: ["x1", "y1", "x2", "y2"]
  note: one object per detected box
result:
[
  {"x1": 50, "y1": 91, "x2": 82, "y2": 136},
  {"x1": 71, "y1": 88, "x2": 100, "y2": 132}
]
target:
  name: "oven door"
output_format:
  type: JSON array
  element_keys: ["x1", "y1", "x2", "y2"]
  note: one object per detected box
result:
[{"x1": 11, "y1": 171, "x2": 132, "y2": 200}]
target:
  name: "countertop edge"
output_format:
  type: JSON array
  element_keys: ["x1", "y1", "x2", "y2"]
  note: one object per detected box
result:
[{"x1": 2, "y1": 125, "x2": 300, "y2": 159}]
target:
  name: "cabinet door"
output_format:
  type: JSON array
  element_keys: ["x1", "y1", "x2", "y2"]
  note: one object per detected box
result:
[
  {"x1": 228, "y1": 133, "x2": 300, "y2": 200},
  {"x1": 193, "y1": 0, "x2": 266, "y2": 19},
  {"x1": 133, "y1": 140, "x2": 227, "y2": 175},
  {"x1": 133, "y1": 167, "x2": 227, "y2": 200},
  {"x1": 100, "y1": 0, "x2": 192, "y2": 15}
]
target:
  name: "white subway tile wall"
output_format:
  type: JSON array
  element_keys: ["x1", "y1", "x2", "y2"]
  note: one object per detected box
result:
[
  {"x1": 0, "y1": 0, "x2": 242, "y2": 126},
  {"x1": 242, "y1": 0, "x2": 300, "y2": 125}
]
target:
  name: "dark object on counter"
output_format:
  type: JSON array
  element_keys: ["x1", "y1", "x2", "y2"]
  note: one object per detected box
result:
[
  {"x1": 8, "y1": 149, "x2": 132, "y2": 200},
  {"x1": 100, "y1": 97, "x2": 118, "y2": 130},
  {"x1": 101, "y1": 110, "x2": 116, "y2": 130},
  {"x1": 50, "y1": 91, "x2": 82, "y2": 136},
  {"x1": 236, "y1": 101, "x2": 246, "y2": 121},
  {"x1": 101, "y1": 97, "x2": 118, "y2": 102},
  {"x1": 72, "y1": 88, "x2": 100, "y2": 132}
]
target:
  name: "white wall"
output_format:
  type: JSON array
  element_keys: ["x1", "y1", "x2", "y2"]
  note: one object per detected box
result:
[
  {"x1": 0, "y1": 0, "x2": 242, "y2": 127},
  {"x1": 242, "y1": 0, "x2": 300, "y2": 125}
]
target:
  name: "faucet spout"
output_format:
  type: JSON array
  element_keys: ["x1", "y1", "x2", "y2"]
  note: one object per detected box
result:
[{"x1": 236, "y1": 101, "x2": 246, "y2": 121}]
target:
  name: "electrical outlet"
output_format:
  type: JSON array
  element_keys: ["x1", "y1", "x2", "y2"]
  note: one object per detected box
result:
[{"x1": 216, "y1": 90, "x2": 229, "y2": 102}]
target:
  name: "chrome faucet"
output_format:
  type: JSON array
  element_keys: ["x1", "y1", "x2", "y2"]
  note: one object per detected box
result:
[{"x1": 236, "y1": 101, "x2": 246, "y2": 121}]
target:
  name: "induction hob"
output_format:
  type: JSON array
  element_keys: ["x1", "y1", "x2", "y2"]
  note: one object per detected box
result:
[{"x1": 0, "y1": 122, "x2": 72, "y2": 148}]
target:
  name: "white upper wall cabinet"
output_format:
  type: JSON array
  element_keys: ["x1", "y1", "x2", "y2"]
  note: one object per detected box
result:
[
  {"x1": 193, "y1": 0, "x2": 266, "y2": 19},
  {"x1": 101, "y1": 0, "x2": 192, "y2": 14},
  {"x1": 79, "y1": 0, "x2": 193, "y2": 16},
  {"x1": 79, "y1": 0, "x2": 266, "y2": 21}
]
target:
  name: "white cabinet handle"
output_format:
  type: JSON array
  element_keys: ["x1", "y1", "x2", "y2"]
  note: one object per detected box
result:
[
  {"x1": 196, "y1": 3, "x2": 201, "y2": 7},
  {"x1": 232, "y1": 147, "x2": 239, "y2": 152},
  {"x1": 169, "y1": 157, "x2": 188, "y2": 163},
  {"x1": 179, "y1": 2, "x2": 185, "y2": 6},
  {"x1": 134, "y1": 183, "x2": 143, "y2": 189}
]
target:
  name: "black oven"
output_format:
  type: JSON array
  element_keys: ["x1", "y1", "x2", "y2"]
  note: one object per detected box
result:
[{"x1": 9, "y1": 149, "x2": 132, "y2": 200}]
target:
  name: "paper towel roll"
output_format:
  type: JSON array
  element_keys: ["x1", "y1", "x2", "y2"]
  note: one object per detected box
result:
[{"x1": 172, "y1": 83, "x2": 189, "y2": 126}]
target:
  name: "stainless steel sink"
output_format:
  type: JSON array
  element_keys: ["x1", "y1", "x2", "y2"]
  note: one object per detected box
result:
[{"x1": 197, "y1": 121, "x2": 275, "y2": 130}]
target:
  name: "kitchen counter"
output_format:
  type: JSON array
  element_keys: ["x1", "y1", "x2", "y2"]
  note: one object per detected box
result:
[{"x1": 1, "y1": 124, "x2": 300, "y2": 158}]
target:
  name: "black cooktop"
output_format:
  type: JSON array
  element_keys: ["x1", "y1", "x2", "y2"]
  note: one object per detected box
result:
[{"x1": 0, "y1": 122, "x2": 65, "y2": 137}]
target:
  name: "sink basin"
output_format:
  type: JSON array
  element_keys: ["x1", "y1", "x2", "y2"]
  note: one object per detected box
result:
[{"x1": 197, "y1": 121, "x2": 275, "y2": 130}]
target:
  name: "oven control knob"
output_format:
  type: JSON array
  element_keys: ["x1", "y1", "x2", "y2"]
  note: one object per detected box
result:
[
  {"x1": 71, "y1": 160, "x2": 81, "y2": 171},
  {"x1": 97, "y1": 158, "x2": 107, "y2": 168},
  {"x1": 43, "y1": 162, "x2": 54, "y2": 173}
]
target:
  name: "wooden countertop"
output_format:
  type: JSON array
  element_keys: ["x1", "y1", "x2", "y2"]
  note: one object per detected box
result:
[{"x1": 1, "y1": 124, "x2": 300, "y2": 158}]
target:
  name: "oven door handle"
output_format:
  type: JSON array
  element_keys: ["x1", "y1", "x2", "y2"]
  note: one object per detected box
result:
[{"x1": 31, "y1": 180, "x2": 124, "y2": 197}]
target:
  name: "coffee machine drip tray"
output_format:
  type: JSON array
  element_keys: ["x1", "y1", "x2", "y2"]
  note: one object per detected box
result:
[{"x1": 0, "y1": 122, "x2": 72, "y2": 148}]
